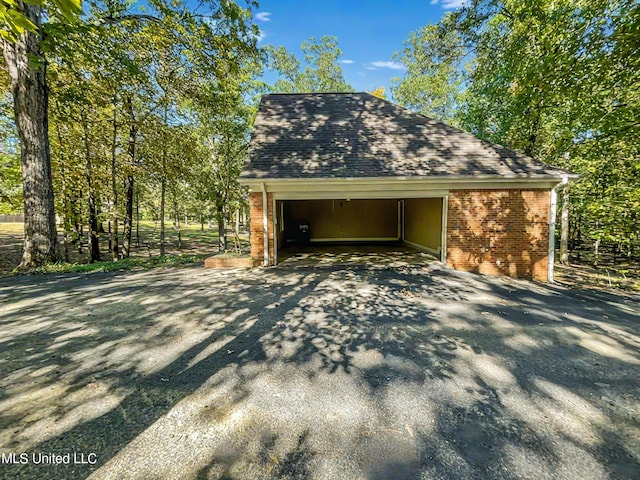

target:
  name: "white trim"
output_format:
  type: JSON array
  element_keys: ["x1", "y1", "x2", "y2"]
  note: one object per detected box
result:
[
  {"x1": 240, "y1": 174, "x2": 577, "y2": 185},
  {"x1": 548, "y1": 188, "x2": 557, "y2": 282},
  {"x1": 397, "y1": 200, "x2": 402, "y2": 238},
  {"x1": 272, "y1": 190, "x2": 449, "y2": 200},
  {"x1": 399, "y1": 200, "x2": 405, "y2": 240},
  {"x1": 310, "y1": 236, "x2": 399, "y2": 243},
  {"x1": 280, "y1": 202, "x2": 284, "y2": 232},
  {"x1": 273, "y1": 196, "x2": 278, "y2": 266},
  {"x1": 261, "y1": 183, "x2": 269, "y2": 266},
  {"x1": 548, "y1": 176, "x2": 568, "y2": 282},
  {"x1": 404, "y1": 239, "x2": 440, "y2": 256},
  {"x1": 241, "y1": 175, "x2": 572, "y2": 193},
  {"x1": 441, "y1": 195, "x2": 448, "y2": 263}
]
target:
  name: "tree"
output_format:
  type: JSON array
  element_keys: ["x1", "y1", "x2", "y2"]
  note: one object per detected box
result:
[
  {"x1": 368, "y1": 87, "x2": 387, "y2": 99},
  {"x1": 0, "y1": 0, "x2": 80, "y2": 42},
  {"x1": 396, "y1": 0, "x2": 640, "y2": 262},
  {"x1": 2, "y1": 0, "x2": 259, "y2": 267},
  {"x1": 205, "y1": 85, "x2": 254, "y2": 252},
  {"x1": 2, "y1": 2, "x2": 70, "y2": 267},
  {"x1": 266, "y1": 35, "x2": 354, "y2": 93},
  {"x1": 186, "y1": 37, "x2": 262, "y2": 252},
  {"x1": 391, "y1": 22, "x2": 464, "y2": 124}
]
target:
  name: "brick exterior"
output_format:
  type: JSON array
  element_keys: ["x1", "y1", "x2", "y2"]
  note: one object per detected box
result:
[
  {"x1": 204, "y1": 256, "x2": 259, "y2": 268},
  {"x1": 446, "y1": 189, "x2": 550, "y2": 281},
  {"x1": 247, "y1": 188, "x2": 551, "y2": 280},
  {"x1": 249, "y1": 191, "x2": 275, "y2": 265}
]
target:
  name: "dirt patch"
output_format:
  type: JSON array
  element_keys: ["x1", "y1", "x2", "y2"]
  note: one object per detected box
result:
[{"x1": 0, "y1": 264, "x2": 639, "y2": 479}]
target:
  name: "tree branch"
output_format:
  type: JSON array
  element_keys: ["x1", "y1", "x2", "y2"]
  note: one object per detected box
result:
[{"x1": 97, "y1": 14, "x2": 162, "y2": 26}]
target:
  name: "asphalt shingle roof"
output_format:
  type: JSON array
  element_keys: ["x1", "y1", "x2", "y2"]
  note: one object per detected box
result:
[{"x1": 240, "y1": 93, "x2": 572, "y2": 180}]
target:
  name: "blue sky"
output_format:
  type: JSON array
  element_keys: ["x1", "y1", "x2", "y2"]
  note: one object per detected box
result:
[{"x1": 254, "y1": 0, "x2": 467, "y2": 94}]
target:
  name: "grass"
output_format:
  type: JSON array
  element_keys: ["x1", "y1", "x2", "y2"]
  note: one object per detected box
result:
[
  {"x1": 0, "y1": 220, "x2": 251, "y2": 276},
  {"x1": 29, "y1": 254, "x2": 208, "y2": 275},
  {"x1": 0, "y1": 222, "x2": 25, "y2": 234}
]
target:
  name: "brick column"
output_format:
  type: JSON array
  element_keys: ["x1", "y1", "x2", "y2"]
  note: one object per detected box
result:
[
  {"x1": 446, "y1": 189, "x2": 550, "y2": 281},
  {"x1": 249, "y1": 191, "x2": 275, "y2": 266}
]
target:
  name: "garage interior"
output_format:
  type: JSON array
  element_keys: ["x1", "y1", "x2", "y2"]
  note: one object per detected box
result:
[{"x1": 275, "y1": 197, "x2": 444, "y2": 263}]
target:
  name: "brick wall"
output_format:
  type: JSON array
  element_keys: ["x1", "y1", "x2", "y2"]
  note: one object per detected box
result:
[
  {"x1": 446, "y1": 189, "x2": 550, "y2": 281},
  {"x1": 249, "y1": 191, "x2": 275, "y2": 265}
]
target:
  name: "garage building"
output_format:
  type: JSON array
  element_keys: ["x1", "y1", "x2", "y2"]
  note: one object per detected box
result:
[{"x1": 239, "y1": 93, "x2": 575, "y2": 281}]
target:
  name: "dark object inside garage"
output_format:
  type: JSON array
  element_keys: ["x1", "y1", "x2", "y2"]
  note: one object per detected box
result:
[{"x1": 276, "y1": 198, "x2": 443, "y2": 261}]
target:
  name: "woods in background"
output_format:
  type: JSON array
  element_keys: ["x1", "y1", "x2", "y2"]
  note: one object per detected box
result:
[
  {"x1": 1, "y1": 0, "x2": 638, "y2": 269},
  {"x1": 391, "y1": 0, "x2": 639, "y2": 263},
  {"x1": 2, "y1": 0, "x2": 261, "y2": 266}
]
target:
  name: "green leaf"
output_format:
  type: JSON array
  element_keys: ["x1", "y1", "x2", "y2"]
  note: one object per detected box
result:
[
  {"x1": 53, "y1": 0, "x2": 83, "y2": 21},
  {"x1": 6, "y1": 9, "x2": 38, "y2": 32}
]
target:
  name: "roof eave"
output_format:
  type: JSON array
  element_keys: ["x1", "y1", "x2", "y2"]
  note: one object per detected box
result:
[{"x1": 238, "y1": 173, "x2": 578, "y2": 186}]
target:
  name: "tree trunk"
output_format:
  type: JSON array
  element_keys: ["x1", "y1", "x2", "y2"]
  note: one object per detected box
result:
[
  {"x1": 82, "y1": 115, "x2": 100, "y2": 263},
  {"x1": 77, "y1": 218, "x2": 83, "y2": 254},
  {"x1": 62, "y1": 188, "x2": 70, "y2": 263},
  {"x1": 524, "y1": 106, "x2": 541, "y2": 158},
  {"x1": 107, "y1": 221, "x2": 112, "y2": 252},
  {"x1": 160, "y1": 177, "x2": 166, "y2": 256},
  {"x1": 110, "y1": 103, "x2": 119, "y2": 260},
  {"x1": 3, "y1": 3, "x2": 58, "y2": 268},
  {"x1": 173, "y1": 196, "x2": 182, "y2": 250},
  {"x1": 135, "y1": 185, "x2": 140, "y2": 248},
  {"x1": 122, "y1": 175, "x2": 134, "y2": 257},
  {"x1": 231, "y1": 206, "x2": 241, "y2": 252},
  {"x1": 122, "y1": 98, "x2": 137, "y2": 258},
  {"x1": 560, "y1": 184, "x2": 569, "y2": 264},
  {"x1": 216, "y1": 199, "x2": 226, "y2": 252},
  {"x1": 87, "y1": 190, "x2": 100, "y2": 262},
  {"x1": 159, "y1": 103, "x2": 168, "y2": 256},
  {"x1": 54, "y1": 107, "x2": 71, "y2": 263}
]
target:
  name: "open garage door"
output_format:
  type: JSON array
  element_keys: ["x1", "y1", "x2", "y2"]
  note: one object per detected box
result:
[{"x1": 275, "y1": 196, "x2": 445, "y2": 264}]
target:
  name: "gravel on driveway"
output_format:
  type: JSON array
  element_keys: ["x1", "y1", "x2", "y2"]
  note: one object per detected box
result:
[{"x1": 0, "y1": 261, "x2": 639, "y2": 479}]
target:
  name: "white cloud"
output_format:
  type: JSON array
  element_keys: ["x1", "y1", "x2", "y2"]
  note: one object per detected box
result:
[
  {"x1": 441, "y1": 0, "x2": 469, "y2": 8},
  {"x1": 256, "y1": 29, "x2": 266, "y2": 42},
  {"x1": 339, "y1": 59, "x2": 354, "y2": 64},
  {"x1": 363, "y1": 65, "x2": 378, "y2": 71},
  {"x1": 430, "y1": 0, "x2": 469, "y2": 7},
  {"x1": 368, "y1": 61, "x2": 406, "y2": 70},
  {"x1": 255, "y1": 12, "x2": 272, "y2": 22}
]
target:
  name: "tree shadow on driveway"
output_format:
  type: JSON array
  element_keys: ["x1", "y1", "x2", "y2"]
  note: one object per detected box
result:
[{"x1": 0, "y1": 263, "x2": 638, "y2": 479}]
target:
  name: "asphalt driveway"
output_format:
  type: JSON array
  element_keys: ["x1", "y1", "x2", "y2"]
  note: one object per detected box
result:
[{"x1": 0, "y1": 262, "x2": 638, "y2": 479}]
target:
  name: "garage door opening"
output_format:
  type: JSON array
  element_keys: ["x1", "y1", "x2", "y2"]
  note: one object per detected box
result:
[{"x1": 275, "y1": 197, "x2": 445, "y2": 264}]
